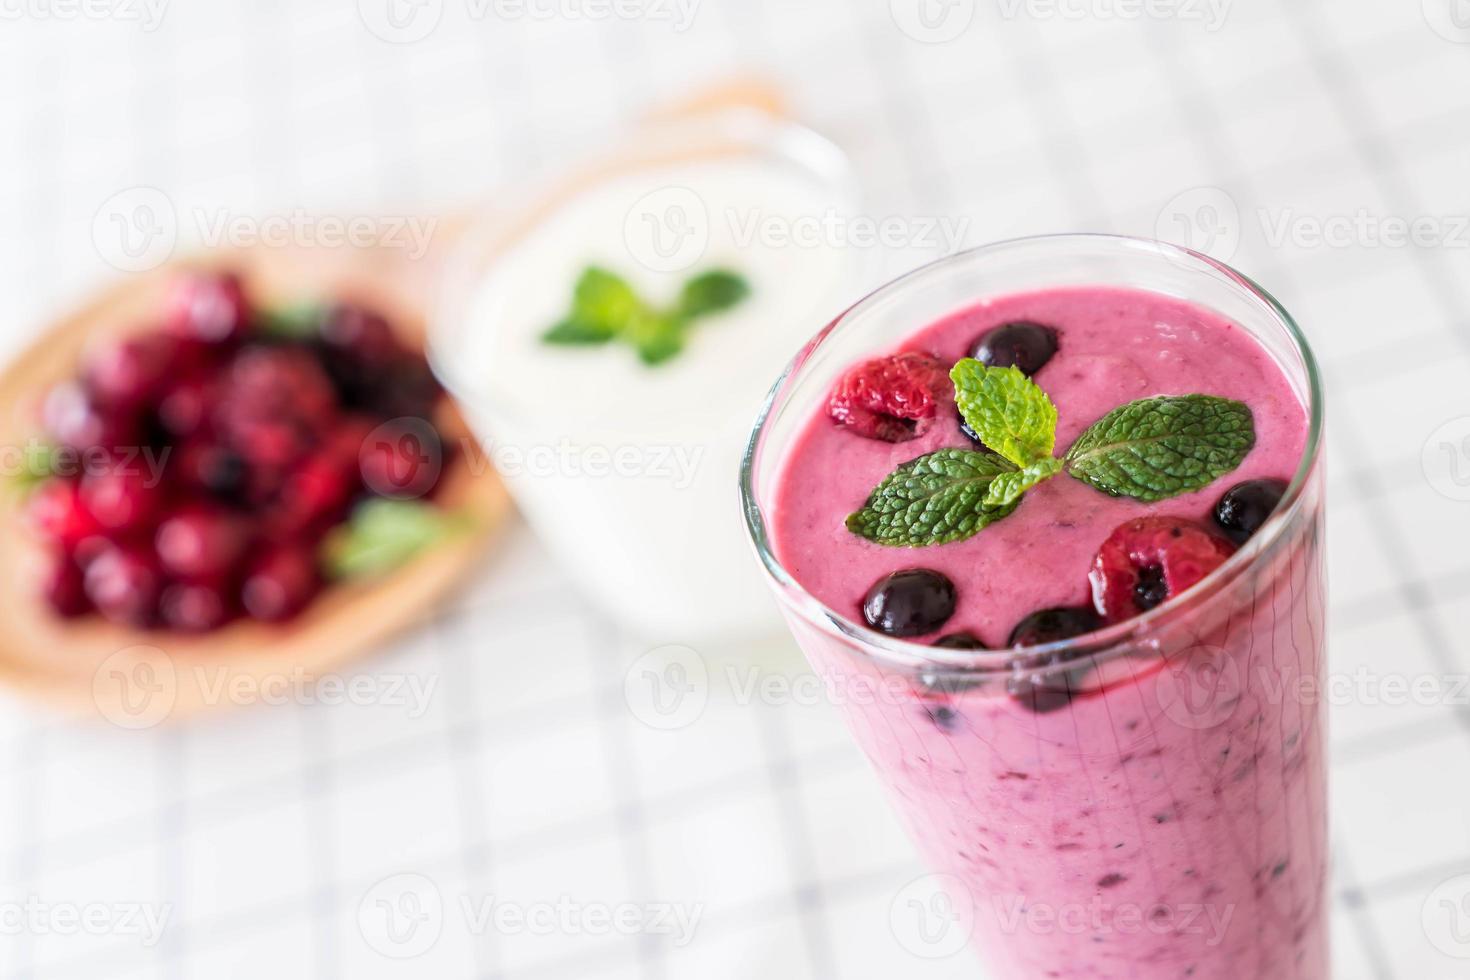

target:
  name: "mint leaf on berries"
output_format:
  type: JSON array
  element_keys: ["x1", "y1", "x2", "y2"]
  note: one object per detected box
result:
[
  {"x1": 323, "y1": 499, "x2": 467, "y2": 580},
  {"x1": 950, "y1": 360, "x2": 1058, "y2": 467},
  {"x1": 1063, "y1": 395, "x2": 1255, "y2": 502},
  {"x1": 542, "y1": 266, "x2": 750, "y2": 365},
  {"x1": 846, "y1": 448, "x2": 1020, "y2": 547},
  {"x1": 983, "y1": 457, "x2": 1064, "y2": 510}
]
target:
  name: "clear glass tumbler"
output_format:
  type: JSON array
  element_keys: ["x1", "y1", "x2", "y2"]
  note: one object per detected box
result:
[{"x1": 740, "y1": 235, "x2": 1327, "y2": 979}]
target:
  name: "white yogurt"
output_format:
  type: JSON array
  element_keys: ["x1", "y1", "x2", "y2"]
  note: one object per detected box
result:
[{"x1": 434, "y1": 118, "x2": 860, "y2": 642}]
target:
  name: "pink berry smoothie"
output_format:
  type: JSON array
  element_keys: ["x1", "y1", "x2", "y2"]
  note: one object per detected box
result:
[{"x1": 765, "y1": 286, "x2": 1327, "y2": 978}]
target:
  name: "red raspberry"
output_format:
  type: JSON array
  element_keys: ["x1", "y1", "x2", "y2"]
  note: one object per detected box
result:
[
  {"x1": 159, "y1": 581, "x2": 234, "y2": 632},
  {"x1": 84, "y1": 334, "x2": 181, "y2": 411},
  {"x1": 27, "y1": 479, "x2": 102, "y2": 549},
  {"x1": 827, "y1": 352, "x2": 952, "y2": 442},
  {"x1": 1089, "y1": 516, "x2": 1236, "y2": 624},
  {"x1": 167, "y1": 271, "x2": 250, "y2": 345},
  {"x1": 40, "y1": 552, "x2": 91, "y2": 619},
  {"x1": 241, "y1": 545, "x2": 320, "y2": 623},
  {"x1": 84, "y1": 544, "x2": 163, "y2": 627},
  {"x1": 79, "y1": 465, "x2": 164, "y2": 533},
  {"x1": 155, "y1": 507, "x2": 250, "y2": 581}
]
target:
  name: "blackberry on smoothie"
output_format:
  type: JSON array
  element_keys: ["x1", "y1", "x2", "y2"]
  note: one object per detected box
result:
[{"x1": 743, "y1": 237, "x2": 1326, "y2": 979}]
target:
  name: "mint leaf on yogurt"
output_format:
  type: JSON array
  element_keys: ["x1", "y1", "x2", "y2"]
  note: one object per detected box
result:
[
  {"x1": 846, "y1": 448, "x2": 1020, "y2": 547},
  {"x1": 1063, "y1": 395, "x2": 1256, "y2": 502},
  {"x1": 542, "y1": 266, "x2": 750, "y2": 364},
  {"x1": 950, "y1": 360, "x2": 1058, "y2": 467},
  {"x1": 678, "y1": 269, "x2": 750, "y2": 318}
]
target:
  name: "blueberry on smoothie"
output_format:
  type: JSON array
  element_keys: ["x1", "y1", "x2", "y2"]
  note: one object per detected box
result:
[
  {"x1": 969, "y1": 322, "x2": 1058, "y2": 376},
  {"x1": 1005, "y1": 607, "x2": 1103, "y2": 713},
  {"x1": 862, "y1": 569, "x2": 956, "y2": 637},
  {"x1": 933, "y1": 631, "x2": 987, "y2": 649},
  {"x1": 1213, "y1": 478, "x2": 1289, "y2": 545}
]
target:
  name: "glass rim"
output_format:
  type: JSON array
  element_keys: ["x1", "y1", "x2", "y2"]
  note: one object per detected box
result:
[{"x1": 738, "y1": 232, "x2": 1325, "y2": 677}]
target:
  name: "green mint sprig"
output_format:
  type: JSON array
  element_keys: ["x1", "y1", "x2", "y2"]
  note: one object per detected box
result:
[
  {"x1": 847, "y1": 359, "x2": 1255, "y2": 547},
  {"x1": 542, "y1": 266, "x2": 749, "y2": 366},
  {"x1": 323, "y1": 499, "x2": 470, "y2": 580}
]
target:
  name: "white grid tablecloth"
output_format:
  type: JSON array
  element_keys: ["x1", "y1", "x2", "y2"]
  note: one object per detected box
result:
[{"x1": 1, "y1": 1, "x2": 1469, "y2": 977}]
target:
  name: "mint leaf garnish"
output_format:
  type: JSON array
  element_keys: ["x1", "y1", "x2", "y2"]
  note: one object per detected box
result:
[
  {"x1": 984, "y1": 457, "x2": 1063, "y2": 509},
  {"x1": 543, "y1": 318, "x2": 615, "y2": 345},
  {"x1": 542, "y1": 266, "x2": 750, "y2": 365},
  {"x1": 678, "y1": 270, "x2": 750, "y2": 318},
  {"x1": 9, "y1": 442, "x2": 59, "y2": 498},
  {"x1": 259, "y1": 302, "x2": 326, "y2": 340},
  {"x1": 950, "y1": 360, "x2": 1058, "y2": 467},
  {"x1": 1063, "y1": 395, "x2": 1255, "y2": 502},
  {"x1": 846, "y1": 449, "x2": 1020, "y2": 547},
  {"x1": 323, "y1": 499, "x2": 466, "y2": 580}
]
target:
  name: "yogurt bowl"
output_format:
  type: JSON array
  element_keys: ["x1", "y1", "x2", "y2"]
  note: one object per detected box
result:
[{"x1": 431, "y1": 108, "x2": 862, "y2": 642}]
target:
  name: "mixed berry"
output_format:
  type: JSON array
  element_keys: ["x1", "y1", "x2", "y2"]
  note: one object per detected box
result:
[{"x1": 23, "y1": 271, "x2": 450, "y2": 632}]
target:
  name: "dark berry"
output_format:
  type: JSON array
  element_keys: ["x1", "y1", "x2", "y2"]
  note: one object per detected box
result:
[
  {"x1": 969, "y1": 322, "x2": 1058, "y2": 376},
  {"x1": 155, "y1": 508, "x2": 250, "y2": 581},
  {"x1": 371, "y1": 363, "x2": 442, "y2": 421},
  {"x1": 242, "y1": 546, "x2": 320, "y2": 623},
  {"x1": 1008, "y1": 607, "x2": 1104, "y2": 648},
  {"x1": 1006, "y1": 607, "x2": 1104, "y2": 713},
  {"x1": 226, "y1": 346, "x2": 338, "y2": 422},
  {"x1": 41, "y1": 553, "x2": 91, "y2": 618},
  {"x1": 27, "y1": 479, "x2": 101, "y2": 549},
  {"x1": 958, "y1": 417, "x2": 988, "y2": 449},
  {"x1": 1133, "y1": 565, "x2": 1169, "y2": 612},
  {"x1": 157, "y1": 373, "x2": 220, "y2": 439},
  {"x1": 160, "y1": 582, "x2": 233, "y2": 632},
  {"x1": 167, "y1": 272, "x2": 250, "y2": 345},
  {"x1": 828, "y1": 352, "x2": 952, "y2": 442},
  {"x1": 933, "y1": 631, "x2": 987, "y2": 650},
  {"x1": 1213, "y1": 478, "x2": 1288, "y2": 545},
  {"x1": 1089, "y1": 517, "x2": 1235, "y2": 623},
  {"x1": 84, "y1": 545, "x2": 163, "y2": 627},
  {"x1": 319, "y1": 303, "x2": 402, "y2": 370},
  {"x1": 861, "y1": 569, "x2": 956, "y2": 638}
]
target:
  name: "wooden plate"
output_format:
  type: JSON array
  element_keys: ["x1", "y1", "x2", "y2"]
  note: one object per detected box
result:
[{"x1": 0, "y1": 244, "x2": 511, "y2": 723}]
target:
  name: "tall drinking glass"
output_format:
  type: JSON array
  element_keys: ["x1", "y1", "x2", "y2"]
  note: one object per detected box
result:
[{"x1": 740, "y1": 235, "x2": 1327, "y2": 979}]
